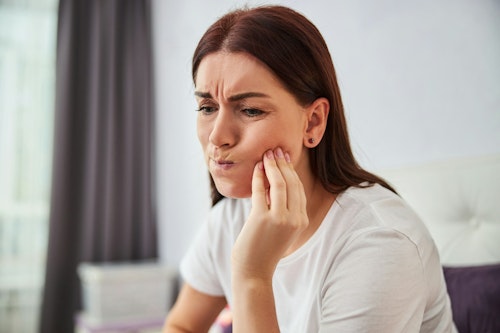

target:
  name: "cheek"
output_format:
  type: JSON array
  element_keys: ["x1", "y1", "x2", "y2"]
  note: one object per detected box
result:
[
  {"x1": 267, "y1": 134, "x2": 303, "y2": 159},
  {"x1": 247, "y1": 132, "x2": 301, "y2": 163},
  {"x1": 264, "y1": 116, "x2": 305, "y2": 154}
]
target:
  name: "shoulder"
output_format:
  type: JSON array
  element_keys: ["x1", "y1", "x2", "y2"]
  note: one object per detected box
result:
[
  {"x1": 339, "y1": 183, "x2": 401, "y2": 208},
  {"x1": 334, "y1": 184, "x2": 436, "y2": 261},
  {"x1": 338, "y1": 184, "x2": 424, "y2": 229}
]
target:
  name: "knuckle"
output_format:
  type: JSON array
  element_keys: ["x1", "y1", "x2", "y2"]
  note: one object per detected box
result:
[{"x1": 269, "y1": 212, "x2": 288, "y2": 227}]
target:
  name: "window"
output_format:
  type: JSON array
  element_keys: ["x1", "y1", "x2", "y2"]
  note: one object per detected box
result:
[{"x1": 0, "y1": 0, "x2": 57, "y2": 332}]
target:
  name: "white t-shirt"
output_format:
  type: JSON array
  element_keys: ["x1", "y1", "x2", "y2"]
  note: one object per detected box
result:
[{"x1": 181, "y1": 184, "x2": 457, "y2": 332}]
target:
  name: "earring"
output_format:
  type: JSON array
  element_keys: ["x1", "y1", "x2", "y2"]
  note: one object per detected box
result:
[{"x1": 308, "y1": 138, "x2": 315, "y2": 144}]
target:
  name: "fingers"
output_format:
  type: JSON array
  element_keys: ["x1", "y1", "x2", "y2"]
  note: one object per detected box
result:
[
  {"x1": 262, "y1": 148, "x2": 304, "y2": 213},
  {"x1": 251, "y1": 161, "x2": 268, "y2": 212},
  {"x1": 277, "y1": 149, "x2": 306, "y2": 214},
  {"x1": 262, "y1": 149, "x2": 288, "y2": 211},
  {"x1": 278, "y1": 151, "x2": 306, "y2": 213}
]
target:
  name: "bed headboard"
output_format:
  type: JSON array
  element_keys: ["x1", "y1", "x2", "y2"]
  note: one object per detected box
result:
[
  {"x1": 378, "y1": 154, "x2": 500, "y2": 332},
  {"x1": 378, "y1": 154, "x2": 500, "y2": 266}
]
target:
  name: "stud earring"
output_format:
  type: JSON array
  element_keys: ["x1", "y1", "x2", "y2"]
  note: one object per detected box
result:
[{"x1": 308, "y1": 138, "x2": 315, "y2": 144}]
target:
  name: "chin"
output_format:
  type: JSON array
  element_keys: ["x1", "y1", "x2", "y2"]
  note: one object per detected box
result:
[{"x1": 215, "y1": 180, "x2": 252, "y2": 199}]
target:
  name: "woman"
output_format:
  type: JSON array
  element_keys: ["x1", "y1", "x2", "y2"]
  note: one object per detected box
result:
[{"x1": 164, "y1": 5, "x2": 456, "y2": 333}]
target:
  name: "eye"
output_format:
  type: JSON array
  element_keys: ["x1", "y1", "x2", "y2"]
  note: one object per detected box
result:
[
  {"x1": 242, "y1": 108, "x2": 264, "y2": 117},
  {"x1": 196, "y1": 106, "x2": 218, "y2": 115}
]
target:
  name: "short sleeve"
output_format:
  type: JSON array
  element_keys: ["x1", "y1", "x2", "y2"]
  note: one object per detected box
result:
[{"x1": 319, "y1": 228, "x2": 427, "y2": 332}]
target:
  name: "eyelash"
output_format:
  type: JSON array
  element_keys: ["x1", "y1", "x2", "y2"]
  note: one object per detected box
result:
[
  {"x1": 242, "y1": 108, "x2": 264, "y2": 117},
  {"x1": 195, "y1": 106, "x2": 265, "y2": 118},
  {"x1": 195, "y1": 106, "x2": 217, "y2": 115}
]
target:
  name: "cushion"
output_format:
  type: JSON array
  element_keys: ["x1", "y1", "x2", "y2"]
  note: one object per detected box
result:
[{"x1": 443, "y1": 264, "x2": 500, "y2": 333}]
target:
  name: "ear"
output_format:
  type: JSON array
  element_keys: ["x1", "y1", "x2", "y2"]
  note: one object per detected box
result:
[{"x1": 303, "y1": 97, "x2": 329, "y2": 148}]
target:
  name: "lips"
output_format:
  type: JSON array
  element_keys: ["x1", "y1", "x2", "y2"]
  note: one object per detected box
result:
[
  {"x1": 215, "y1": 159, "x2": 234, "y2": 165},
  {"x1": 212, "y1": 159, "x2": 235, "y2": 170}
]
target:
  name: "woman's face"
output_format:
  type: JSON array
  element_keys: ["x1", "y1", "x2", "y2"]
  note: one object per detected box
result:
[{"x1": 195, "y1": 51, "x2": 310, "y2": 198}]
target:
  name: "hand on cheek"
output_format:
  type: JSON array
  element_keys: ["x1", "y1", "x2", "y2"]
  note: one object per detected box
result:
[{"x1": 231, "y1": 147, "x2": 309, "y2": 280}]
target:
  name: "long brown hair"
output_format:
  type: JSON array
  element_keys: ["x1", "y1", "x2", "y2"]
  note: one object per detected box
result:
[{"x1": 192, "y1": 5, "x2": 395, "y2": 206}]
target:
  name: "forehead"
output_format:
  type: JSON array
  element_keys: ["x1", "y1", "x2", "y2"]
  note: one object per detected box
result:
[{"x1": 195, "y1": 51, "x2": 286, "y2": 97}]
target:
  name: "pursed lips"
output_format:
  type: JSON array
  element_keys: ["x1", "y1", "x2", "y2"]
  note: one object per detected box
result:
[{"x1": 210, "y1": 157, "x2": 235, "y2": 170}]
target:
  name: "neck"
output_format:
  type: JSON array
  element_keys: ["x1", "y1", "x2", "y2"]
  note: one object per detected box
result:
[{"x1": 306, "y1": 179, "x2": 336, "y2": 228}]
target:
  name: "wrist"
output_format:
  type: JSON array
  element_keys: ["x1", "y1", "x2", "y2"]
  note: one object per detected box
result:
[
  {"x1": 231, "y1": 271, "x2": 279, "y2": 333},
  {"x1": 232, "y1": 271, "x2": 273, "y2": 288},
  {"x1": 231, "y1": 261, "x2": 276, "y2": 284}
]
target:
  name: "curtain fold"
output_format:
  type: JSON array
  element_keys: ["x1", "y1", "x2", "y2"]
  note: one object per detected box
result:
[{"x1": 40, "y1": 0, "x2": 156, "y2": 332}]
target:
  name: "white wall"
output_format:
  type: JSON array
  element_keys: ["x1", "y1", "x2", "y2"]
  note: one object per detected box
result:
[{"x1": 152, "y1": 0, "x2": 500, "y2": 266}]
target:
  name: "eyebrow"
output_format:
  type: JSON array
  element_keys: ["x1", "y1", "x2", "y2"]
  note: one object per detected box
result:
[{"x1": 194, "y1": 91, "x2": 271, "y2": 101}]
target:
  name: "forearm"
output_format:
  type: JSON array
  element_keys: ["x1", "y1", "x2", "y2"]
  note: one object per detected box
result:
[
  {"x1": 231, "y1": 275, "x2": 280, "y2": 333},
  {"x1": 163, "y1": 313, "x2": 192, "y2": 333},
  {"x1": 162, "y1": 284, "x2": 227, "y2": 333},
  {"x1": 163, "y1": 325, "x2": 190, "y2": 333}
]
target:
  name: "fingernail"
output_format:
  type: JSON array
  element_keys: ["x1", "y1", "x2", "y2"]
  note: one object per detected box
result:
[
  {"x1": 266, "y1": 150, "x2": 274, "y2": 160},
  {"x1": 257, "y1": 161, "x2": 264, "y2": 170},
  {"x1": 275, "y1": 147, "x2": 284, "y2": 159},
  {"x1": 285, "y1": 152, "x2": 291, "y2": 163}
]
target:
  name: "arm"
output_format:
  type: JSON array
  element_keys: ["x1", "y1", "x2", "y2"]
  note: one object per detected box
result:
[
  {"x1": 231, "y1": 274, "x2": 279, "y2": 332},
  {"x1": 231, "y1": 148, "x2": 308, "y2": 332},
  {"x1": 163, "y1": 283, "x2": 226, "y2": 333}
]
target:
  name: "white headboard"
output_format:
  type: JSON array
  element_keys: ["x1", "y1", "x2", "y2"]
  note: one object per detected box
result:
[{"x1": 378, "y1": 154, "x2": 500, "y2": 267}]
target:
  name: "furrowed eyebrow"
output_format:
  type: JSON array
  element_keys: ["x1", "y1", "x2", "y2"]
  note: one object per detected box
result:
[
  {"x1": 194, "y1": 91, "x2": 270, "y2": 101},
  {"x1": 194, "y1": 91, "x2": 212, "y2": 98},
  {"x1": 227, "y1": 92, "x2": 270, "y2": 102}
]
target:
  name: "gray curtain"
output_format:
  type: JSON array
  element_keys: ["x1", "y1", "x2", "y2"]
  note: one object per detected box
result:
[{"x1": 40, "y1": 0, "x2": 156, "y2": 332}]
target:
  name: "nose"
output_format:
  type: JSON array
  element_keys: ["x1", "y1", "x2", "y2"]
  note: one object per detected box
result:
[{"x1": 208, "y1": 108, "x2": 236, "y2": 148}]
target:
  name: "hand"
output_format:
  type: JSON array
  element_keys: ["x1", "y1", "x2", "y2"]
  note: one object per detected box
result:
[{"x1": 231, "y1": 147, "x2": 309, "y2": 281}]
